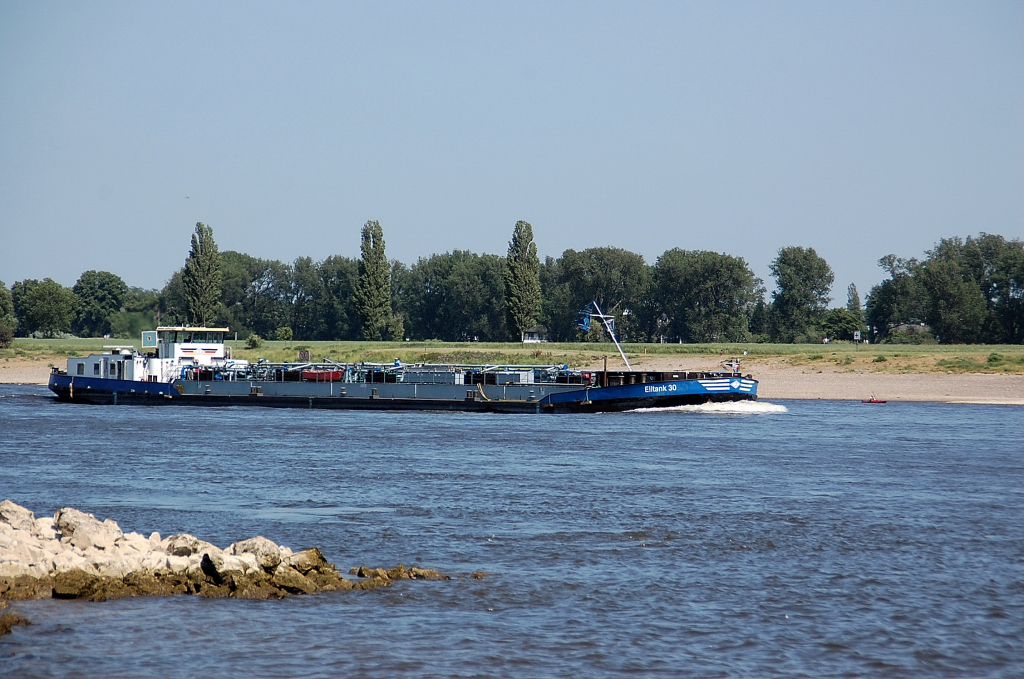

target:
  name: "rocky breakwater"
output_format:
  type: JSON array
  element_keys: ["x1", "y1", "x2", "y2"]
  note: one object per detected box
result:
[{"x1": 0, "y1": 500, "x2": 448, "y2": 615}]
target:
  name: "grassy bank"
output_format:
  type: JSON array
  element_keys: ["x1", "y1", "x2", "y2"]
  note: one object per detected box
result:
[{"x1": 4, "y1": 338, "x2": 1024, "y2": 374}]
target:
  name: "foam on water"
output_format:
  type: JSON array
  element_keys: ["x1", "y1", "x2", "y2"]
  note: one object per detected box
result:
[{"x1": 628, "y1": 400, "x2": 789, "y2": 414}]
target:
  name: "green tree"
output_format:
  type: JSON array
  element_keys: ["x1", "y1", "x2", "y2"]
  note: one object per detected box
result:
[
  {"x1": 291, "y1": 256, "x2": 328, "y2": 341},
  {"x1": 354, "y1": 220, "x2": 391, "y2": 341},
  {"x1": 0, "y1": 281, "x2": 16, "y2": 347},
  {"x1": 919, "y1": 259, "x2": 987, "y2": 343},
  {"x1": 846, "y1": 283, "x2": 863, "y2": 321},
  {"x1": 403, "y1": 251, "x2": 507, "y2": 341},
  {"x1": 181, "y1": 222, "x2": 222, "y2": 326},
  {"x1": 866, "y1": 255, "x2": 928, "y2": 341},
  {"x1": 926, "y1": 234, "x2": 1024, "y2": 343},
  {"x1": 108, "y1": 286, "x2": 160, "y2": 339},
  {"x1": 320, "y1": 255, "x2": 361, "y2": 340},
  {"x1": 769, "y1": 246, "x2": 834, "y2": 342},
  {"x1": 72, "y1": 270, "x2": 129, "y2": 337},
  {"x1": 21, "y1": 279, "x2": 77, "y2": 337},
  {"x1": 866, "y1": 235, "x2": 1024, "y2": 344},
  {"x1": 823, "y1": 308, "x2": 865, "y2": 341},
  {"x1": 504, "y1": 220, "x2": 542, "y2": 341},
  {"x1": 748, "y1": 298, "x2": 771, "y2": 341},
  {"x1": 990, "y1": 237, "x2": 1024, "y2": 343},
  {"x1": 543, "y1": 247, "x2": 650, "y2": 341},
  {"x1": 10, "y1": 279, "x2": 41, "y2": 336},
  {"x1": 218, "y1": 251, "x2": 292, "y2": 339},
  {"x1": 388, "y1": 259, "x2": 409, "y2": 341},
  {"x1": 158, "y1": 271, "x2": 188, "y2": 325},
  {"x1": 654, "y1": 249, "x2": 758, "y2": 342}
]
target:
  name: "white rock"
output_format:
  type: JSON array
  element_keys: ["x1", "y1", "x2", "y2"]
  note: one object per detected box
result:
[
  {"x1": 5, "y1": 560, "x2": 49, "y2": 578},
  {"x1": 185, "y1": 554, "x2": 205, "y2": 575},
  {"x1": 194, "y1": 540, "x2": 223, "y2": 560},
  {"x1": 37, "y1": 539, "x2": 62, "y2": 556},
  {"x1": 53, "y1": 507, "x2": 97, "y2": 536},
  {"x1": 0, "y1": 561, "x2": 27, "y2": 578},
  {"x1": 0, "y1": 500, "x2": 37, "y2": 532},
  {"x1": 33, "y1": 517, "x2": 58, "y2": 540},
  {"x1": 87, "y1": 530, "x2": 118, "y2": 551},
  {"x1": 54, "y1": 507, "x2": 122, "y2": 551},
  {"x1": 68, "y1": 531, "x2": 94, "y2": 551},
  {"x1": 231, "y1": 536, "x2": 282, "y2": 570},
  {"x1": 164, "y1": 533, "x2": 200, "y2": 556},
  {"x1": 236, "y1": 552, "x2": 259, "y2": 572},
  {"x1": 118, "y1": 532, "x2": 151, "y2": 553},
  {"x1": 53, "y1": 550, "x2": 91, "y2": 573},
  {"x1": 0, "y1": 543, "x2": 29, "y2": 569},
  {"x1": 25, "y1": 544, "x2": 52, "y2": 566},
  {"x1": 0, "y1": 502, "x2": 316, "y2": 582},
  {"x1": 90, "y1": 552, "x2": 142, "y2": 578},
  {"x1": 141, "y1": 552, "x2": 169, "y2": 571},
  {"x1": 30, "y1": 561, "x2": 51, "y2": 577},
  {"x1": 208, "y1": 552, "x2": 250, "y2": 574}
]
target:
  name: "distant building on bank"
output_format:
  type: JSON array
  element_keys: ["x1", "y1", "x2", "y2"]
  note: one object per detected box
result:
[{"x1": 522, "y1": 325, "x2": 547, "y2": 343}]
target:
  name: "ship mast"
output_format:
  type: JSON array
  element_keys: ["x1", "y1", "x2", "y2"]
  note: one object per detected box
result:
[{"x1": 578, "y1": 301, "x2": 632, "y2": 370}]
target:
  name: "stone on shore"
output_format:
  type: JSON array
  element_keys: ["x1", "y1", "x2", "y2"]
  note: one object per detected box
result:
[
  {"x1": 1, "y1": 609, "x2": 31, "y2": 636},
  {"x1": 0, "y1": 501, "x2": 450, "y2": 604}
]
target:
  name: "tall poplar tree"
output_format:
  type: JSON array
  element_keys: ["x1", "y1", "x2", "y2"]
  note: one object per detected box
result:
[
  {"x1": 181, "y1": 222, "x2": 222, "y2": 326},
  {"x1": 355, "y1": 220, "x2": 391, "y2": 340},
  {"x1": 504, "y1": 220, "x2": 542, "y2": 341},
  {"x1": 847, "y1": 283, "x2": 863, "y2": 322}
]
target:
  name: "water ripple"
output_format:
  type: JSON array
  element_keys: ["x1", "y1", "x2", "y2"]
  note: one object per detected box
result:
[{"x1": 1, "y1": 385, "x2": 1022, "y2": 677}]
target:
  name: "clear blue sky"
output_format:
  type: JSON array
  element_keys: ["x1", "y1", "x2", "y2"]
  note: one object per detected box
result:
[{"x1": 1, "y1": 1, "x2": 1021, "y2": 303}]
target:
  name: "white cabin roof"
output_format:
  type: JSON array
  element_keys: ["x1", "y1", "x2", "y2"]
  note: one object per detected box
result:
[{"x1": 156, "y1": 326, "x2": 230, "y2": 332}]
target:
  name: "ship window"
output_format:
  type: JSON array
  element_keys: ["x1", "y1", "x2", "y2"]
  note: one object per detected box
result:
[
  {"x1": 93, "y1": 363, "x2": 100, "y2": 375},
  {"x1": 77, "y1": 363, "x2": 84, "y2": 375}
]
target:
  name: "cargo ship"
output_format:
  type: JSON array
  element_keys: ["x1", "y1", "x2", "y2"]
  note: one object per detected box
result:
[{"x1": 48, "y1": 326, "x2": 758, "y2": 414}]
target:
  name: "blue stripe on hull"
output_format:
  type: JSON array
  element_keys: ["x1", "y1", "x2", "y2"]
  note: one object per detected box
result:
[{"x1": 541, "y1": 377, "x2": 757, "y2": 406}]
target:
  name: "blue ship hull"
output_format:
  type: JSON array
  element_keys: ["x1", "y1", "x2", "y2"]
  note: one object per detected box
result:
[
  {"x1": 48, "y1": 374, "x2": 176, "y2": 404},
  {"x1": 541, "y1": 376, "x2": 757, "y2": 410},
  {"x1": 49, "y1": 372, "x2": 757, "y2": 413}
]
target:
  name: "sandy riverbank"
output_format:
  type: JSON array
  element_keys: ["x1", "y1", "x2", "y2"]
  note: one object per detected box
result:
[
  {"x1": 3, "y1": 357, "x2": 1022, "y2": 405},
  {"x1": 0, "y1": 361, "x2": 53, "y2": 386}
]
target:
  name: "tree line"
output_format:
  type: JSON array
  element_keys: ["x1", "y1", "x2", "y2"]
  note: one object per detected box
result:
[{"x1": 2, "y1": 223, "x2": 1022, "y2": 348}]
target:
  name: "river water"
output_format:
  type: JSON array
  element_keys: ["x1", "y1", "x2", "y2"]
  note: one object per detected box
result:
[{"x1": 1, "y1": 385, "x2": 1022, "y2": 677}]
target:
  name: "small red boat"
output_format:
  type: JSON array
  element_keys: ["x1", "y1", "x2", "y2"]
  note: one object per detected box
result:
[
  {"x1": 861, "y1": 397, "x2": 887, "y2": 404},
  {"x1": 301, "y1": 369, "x2": 344, "y2": 382}
]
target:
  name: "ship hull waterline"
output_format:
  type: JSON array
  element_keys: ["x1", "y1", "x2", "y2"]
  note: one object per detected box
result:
[{"x1": 48, "y1": 373, "x2": 758, "y2": 414}]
